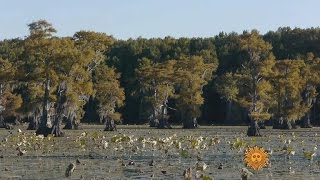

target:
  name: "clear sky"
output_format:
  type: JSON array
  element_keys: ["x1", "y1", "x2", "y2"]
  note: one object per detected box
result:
[{"x1": 1, "y1": 0, "x2": 319, "y2": 40}]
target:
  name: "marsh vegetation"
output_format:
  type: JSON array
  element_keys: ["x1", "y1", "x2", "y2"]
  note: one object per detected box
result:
[{"x1": 1, "y1": 125, "x2": 320, "y2": 179}]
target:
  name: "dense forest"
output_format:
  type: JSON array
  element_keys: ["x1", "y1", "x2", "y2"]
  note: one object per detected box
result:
[{"x1": 1, "y1": 20, "x2": 320, "y2": 136}]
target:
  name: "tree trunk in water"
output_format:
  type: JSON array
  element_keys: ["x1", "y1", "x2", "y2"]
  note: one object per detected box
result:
[
  {"x1": 51, "y1": 115, "x2": 63, "y2": 137},
  {"x1": 0, "y1": 115, "x2": 5, "y2": 128},
  {"x1": 283, "y1": 120, "x2": 292, "y2": 130},
  {"x1": 156, "y1": 103, "x2": 171, "y2": 129},
  {"x1": 50, "y1": 83, "x2": 66, "y2": 137},
  {"x1": 36, "y1": 78, "x2": 52, "y2": 137},
  {"x1": 183, "y1": 117, "x2": 198, "y2": 129},
  {"x1": 104, "y1": 118, "x2": 116, "y2": 131},
  {"x1": 259, "y1": 121, "x2": 266, "y2": 129},
  {"x1": 83, "y1": 96, "x2": 99, "y2": 123},
  {"x1": 13, "y1": 116, "x2": 21, "y2": 125},
  {"x1": 247, "y1": 120, "x2": 261, "y2": 136},
  {"x1": 291, "y1": 121, "x2": 297, "y2": 129},
  {"x1": 27, "y1": 114, "x2": 40, "y2": 130},
  {"x1": 273, "y1": 117, "x2": 294, "y2": 129},
  {"x1": 273, "y1": 117, "x2": 284, "y2": 129},
  {"x1": 301, "y1": 88, "x2": 314, "y2": 128},
  {"x1": 149, "y1": 107, "x2": 159, "y2": 127},
  {"x1": 182, "y1": 107, "x2": 198, "y2": 129},
  {"x1": 63, "y1": 117, "x2": 78, "y2": 130},
  {"x1": 63, "y1": 112, "x2": 78, "y2": 130},
  {"x1": 157, "y1": 118, "x2": 171, "y2": 129},
  {"x1": 51, "y1": 108, "x2": 63, "y2": 137},
  {"x1": 149, "y1": 118, "x2": 159, "y2": 127},
  {"x1": 301, "y1": 112, "x2": 312, "y2": 128}
]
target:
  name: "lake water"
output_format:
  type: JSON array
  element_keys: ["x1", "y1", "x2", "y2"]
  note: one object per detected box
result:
[{"x1": 1, "y1": 125, "x2": 320, "y2": 179}]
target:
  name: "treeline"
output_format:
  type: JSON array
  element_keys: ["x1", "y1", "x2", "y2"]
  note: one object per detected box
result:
[
  {"x1": 0, "y1": 20, "x2": 124, "y2": 136},
  {"x1": 1, "y1": 20, "x2": 320, "y2": 136}
]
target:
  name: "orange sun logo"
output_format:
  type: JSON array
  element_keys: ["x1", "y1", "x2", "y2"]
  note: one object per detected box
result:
[{"x1": 244, "y1": 146, "x2": 269, "y2": 170}]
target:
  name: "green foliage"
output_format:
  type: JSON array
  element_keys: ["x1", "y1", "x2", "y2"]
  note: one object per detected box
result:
[
  {"x1": 111, "y1": 134, "x2": 131, "y2": 143},
  {"x1": 94, "y1": 64, "x2": 125, "y2": 122},
  {"x1": 231, "y1": 138, "x2": 247, "y2": 150},
  {"x1": 0, "y1": 57, "x2": 22, "y2": 118},
  {"x1": 28, "y1": 19, "x2": 57, "y2": 39},
  {"x1": 228, "y1": 31, "x2": 276, "y2": 122},
  {"x1": 215, "y1": 32, "x2": 242, "y2": 74},
  {"x1": 272, "y1": 60, "x2": 310, "y2": 121},
  {"x1": 107, "y1": 37, "x2": 218, "y2": 124},
  {"x1": 175, "y1": 56, "x2": 217, "y2": 121},
  {"x1": 3, "y1": 20, "x2": 320, "y2": 130},
  {"x1": 215, "y1": 72, "x2": 238, "y2": 102},
  {"x1": 264, "y1": 27, "x2": 320, "y2": 59},
  {"x1": 1, "y1": 90, "x2": 23, "y2": 117},
  {"x1": 135, "y1": 58, "x2": 176, "y2": 119}
]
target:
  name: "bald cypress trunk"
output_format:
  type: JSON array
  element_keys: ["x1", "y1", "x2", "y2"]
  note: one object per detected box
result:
[
  {"x1": 182, "y1": 107, "x2": 198, "y2": 129},
  {"x1": 51, "y1": 112, "x2": 63, "y2": 137},
  {"x1": 36, "y1": 77, "x2": 52, "y2": 137},
  {"x1": 259, "y1": 121, "x2": 266, "y2": 129},
  {"x1": 183, "y1": 117, "x2": 198, "y2": 129},
  {"x1": 273, "y1": 117, "x2": 296, "y2": 129},
  {"x1": 273, "y1": 117, "x2": 283, "y2": 129},
  {"x1": 63, "y1": 117, "x2": 78, "y2": 130},
  {"x1": 104, "y1": 118, "x2": 116, "y2": 131},
  {"x1": 158, "y1": 118, "x2": 171, "y2": 129},
  {"x1": 27, "y1": 113, "x2": 40, "y2": 130},
  {"x1": 51, "y1": 115, "x2": 63, "y2": 136},
  {"x1": 64, "y1": 112, "x2": 79, "y2": 130},
  {"x1": 301, "y1": 87, "x2": 313, "y2": 128},
  {"x1": 149, "y1": 107, "x2": 159, "y2": 127},
  {"x1": 301, "y1": 112, "x2": 312, "y2": 128},
  {"x1": 51, "y1": 83, "x2": 66, "y2": 137},
  {"x1": 273, "y1": 96, "x2": 283, "y2": 129},
  {"x1": 149, "y1": 118, "x2": 159, "y2": 127},
  {"x1": 246, "y1": 73, "x2": 262, "y2": 136},
  {"x1": 0, "y1": 115, "x2": 5, "y2": 128},
  {"x1": 283, "y1": 119, "x2": 292, "y2": 130},
  {"x1": 247, "y1": 120, "x2": 261, "y2": 136},
  {"x1": 157, "y1": 103, "x2": 171, "y2": 129}
]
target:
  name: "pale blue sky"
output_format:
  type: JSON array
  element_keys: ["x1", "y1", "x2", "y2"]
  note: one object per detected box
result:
[{"x1": 0, "y1": 0, "x2": 319, "y2": 40}]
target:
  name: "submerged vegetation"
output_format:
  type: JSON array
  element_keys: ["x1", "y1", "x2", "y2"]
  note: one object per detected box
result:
[{"x1": 1, "y1": 126, "x2": 320, "y2": 179}]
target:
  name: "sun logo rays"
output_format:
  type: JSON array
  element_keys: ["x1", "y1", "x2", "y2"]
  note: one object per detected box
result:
[{"x1": 244, "y1": 146, "x2": 269, "y2": 170}]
